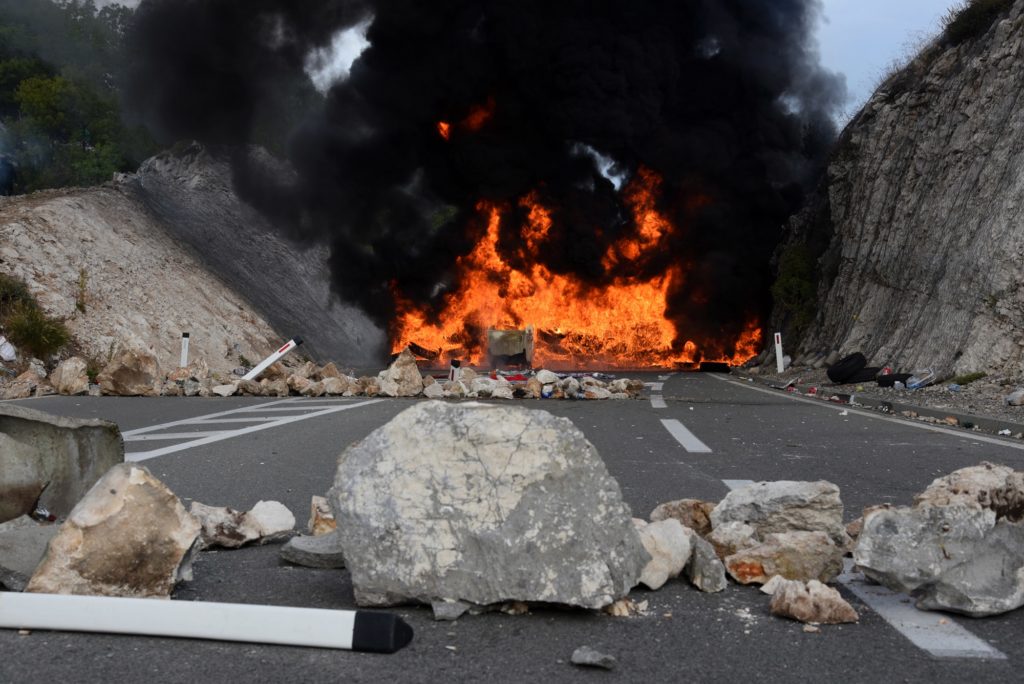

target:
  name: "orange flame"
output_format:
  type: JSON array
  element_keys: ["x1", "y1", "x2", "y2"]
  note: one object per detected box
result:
[
  {"x1": 462, "y1": 96, "x2": 496, "y2": 131},
  {"x1": 437, "y1": 121, "x2": 451, "y2": 140},
  {"x1": 392, "y1": 169, "x2": 761, "y2": 369}
]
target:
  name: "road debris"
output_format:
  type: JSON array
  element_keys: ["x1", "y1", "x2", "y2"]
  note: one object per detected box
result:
[
  {"x1": 280, "y1": 529, "x2": 347, "y2": 569},
  {"x1": 766, "y1": 577, "x2": 858, "y2": 624},
  {"x1": 636, "y1": 519, "x2": 694, "y2": 590},
  {"x1": 571, "y1": 646, "x2": 617, "y2": 670},
  {"x1": 191, "y1": 500, "x2": 295, "y2": 549}
]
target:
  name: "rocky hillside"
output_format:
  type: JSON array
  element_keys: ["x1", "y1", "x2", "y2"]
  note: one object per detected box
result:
[
  {"x1": 777, "y1": 0, "x2": 1024, "y2": 379},
  {"x1": 0, "y1": 144, "x2": 384, "y2": 372}
]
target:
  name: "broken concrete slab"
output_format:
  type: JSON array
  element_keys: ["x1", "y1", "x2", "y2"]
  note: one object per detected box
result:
[
  {"x1": 329, "y1": 401, "x2": 647, "y2": 609},
  {"x1": 26, "y1": 463, "x2": 200, "y2": 597},
  {"x1": 191, "y1": 500, "x2": 295, "y2": 549},
  {"x1": 280, "y1": 529, "x2": 347, "y2": 569},
  {"x1": 0, "y1": 516, "x2": 59, "y2": 591},
  {"x1": 0, "y1": 404, "x2": 123, "y2": 524},
  {"x1": 710, "y1": 480, "x2": 847, "y2": 546},
  {"x1": 769, "y1": 578, "x2": 858, "y2": 624}
]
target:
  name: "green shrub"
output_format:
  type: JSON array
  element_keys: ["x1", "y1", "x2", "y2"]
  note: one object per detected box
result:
[
  {"x1": 4, "y1": 302, "x2": 70, "y2": 359},
  {"x1": 942, "y1": 0, "x2": 1014, "y2": 46},
  {"x1": 771, "y1": 245, "x2": 817, "y2": 342},
  {"x1": 952, "y1": 371, "x2": 987, "y2": 385},
  {"x1": 0, "y1": 272, "x2": 33, "y2": 319}
]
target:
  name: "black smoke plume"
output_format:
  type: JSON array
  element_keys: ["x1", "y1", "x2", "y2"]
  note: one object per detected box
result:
[{"x1": 126, "y1": 0, "x2": 844, "y2": 359}]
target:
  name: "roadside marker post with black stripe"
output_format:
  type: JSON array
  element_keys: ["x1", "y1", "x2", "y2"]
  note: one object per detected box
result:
[
  {"x1": 179, "y1": 332, "x2": 190, "y2": 368},
  {"x1": 243, "y1": 337, "x2": 304, "y2": 381},
  {"x1": 0, "y1": 593, "x2": 413, "y2": 653},
  {"x1": 774, "y1": 332, "x2": 785, "y2": 374}
]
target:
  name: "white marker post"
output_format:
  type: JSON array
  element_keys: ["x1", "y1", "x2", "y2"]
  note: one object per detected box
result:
[
  {"x1": 243, "y1": 337, "x2": 304, "y2": 381},
  {"x1": 774, "y1": 332, "x2": 785, "y2": 374},
  {"x1": 0, "y1": 593, "x2": 413, "y2": 653},
  {"x1": 179, "y1": 332, "x2": 190, "y2": 368}
]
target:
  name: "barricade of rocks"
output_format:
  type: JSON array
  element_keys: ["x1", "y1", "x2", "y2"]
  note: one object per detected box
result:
[{"x1": 3, "y1": 346, "x2": 646, "y2": 401}]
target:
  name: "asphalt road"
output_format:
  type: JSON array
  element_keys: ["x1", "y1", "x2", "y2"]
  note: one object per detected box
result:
[{"x1": 3, "y1": 371, "x2": 1024, "y2": 683}]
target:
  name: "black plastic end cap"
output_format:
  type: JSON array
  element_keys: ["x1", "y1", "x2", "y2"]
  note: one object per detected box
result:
[
  {"x1": 293, "y1": 337, "x2": 304, "y2": 346},
  {"x1": 352, "y1": 611, "x2": 414, "y2": 654}
]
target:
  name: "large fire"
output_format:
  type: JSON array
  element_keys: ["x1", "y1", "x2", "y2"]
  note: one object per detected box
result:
[{"x1": 392, "y1": 167, "x2": 761, "y2": 369}]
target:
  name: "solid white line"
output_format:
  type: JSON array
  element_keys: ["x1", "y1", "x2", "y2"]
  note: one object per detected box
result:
[
  {"x1": 238, "y1": 406, "x2": 336, "y2": 412},
  {"x1": 125, "y1": 432, "x2": 230, "y2": 441},
  {"x1": 837, "y1": 561, "x2": 1005, "y2": 660},
  {"x1": 722, "y1": 479, "x2": 755, "y2": 490},
  {"x1": 706, "y1": 374, "x2": 1024, "y2": 452},
  {"x1": 121, "y1": 399, "x2": 297, "y2": 436},
  {"x1": 126, "y1": 400, "x2": 384, "y2": 461},
  {"x1": 660, "y1": 419, "x2": 712, "y2": 453},
  {"x1": 650, "y1": 395, "x2": 667, "y2": 409},
  {"x1": 191, "y1": 417, "x2": 282, "y2": 424}
]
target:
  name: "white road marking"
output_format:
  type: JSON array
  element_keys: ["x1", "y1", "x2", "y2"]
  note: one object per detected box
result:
[
  {"x1": 658, "y1": 373, "x2": 676, "y2": 381},
  {"x1": 125, "y1": 400, "x2": 384, "y2": 461},
  {"x1": 645, "y1": 382, "x2": 664, "y2": 391},
  {"x1": 706, "y1": 374, "x2": 1024, "y2": 452},
  {"x1": 125, "y1": 432, "x2": 230, "y2": 441},
  {"x1": 190, "y1": 417, "x2": 282, "y2": 424},
  {"x1": 650, "y1": 395, "x2": 667, "y2": 409},
  {"x1": 660, "y1": 419, "x2": 712, "y2": 453},
  {"x1": 234, "y1": 405, "x2": 333, "y2": 412},
  {"x1": 122, "y1": 399, "x2": 298, "y2": 436},
  {"x1": 722, "y1": 479, "x2": 755, "y2": 490},
  {"x1": 837, "y1": 561, "x2": 1006, "y2": 660}
]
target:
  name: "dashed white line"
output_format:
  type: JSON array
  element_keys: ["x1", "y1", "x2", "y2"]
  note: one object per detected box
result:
[
  {"x1": 660, "y1": 419, "x2": 712, "y2": 453},
  {"x1": 645, "y1": 382, "x2": 664, "y2": 392},
  {"x1": 650, "y1": 395, "x2": 667, "y2": 409},
  {"x1": 125, "y1": 400, "x2": 384, "y2": 461},
  {"x1": 722, "y1": 479, "x2": 755, "y2": 490},
  {"x1": 837, "y1": 561, "x2": 1006, "y2": 660}
]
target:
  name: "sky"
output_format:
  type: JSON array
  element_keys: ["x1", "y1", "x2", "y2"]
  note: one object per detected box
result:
[{"x1": 817, "y1": 0, "x2": 957, "y2": 116}]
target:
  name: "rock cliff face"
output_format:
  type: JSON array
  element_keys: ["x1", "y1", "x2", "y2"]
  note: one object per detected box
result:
[
  {"x1": 0, "y1": 144, "x2": 384, "y2": 370},
  {"x1": 782, "y1": 1, "x2": 1024, "y2": 378},
  {"x1": 127, "y1": 144, "x2": 383, "y2": 364}
]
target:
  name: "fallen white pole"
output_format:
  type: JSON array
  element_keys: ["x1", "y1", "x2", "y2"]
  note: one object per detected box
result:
[
  {"x1": 774, "y1": 332, "x2": 785, "y2": 374},
  {"x1": 243, "y1": 337, "x2": 303, "y2": 381},
  {"x1": 179, "y1": 332, "x2": 190, "y2": 368},
  {"x1": 0, "y1": 592, "x2": 412, "y2": 653}
]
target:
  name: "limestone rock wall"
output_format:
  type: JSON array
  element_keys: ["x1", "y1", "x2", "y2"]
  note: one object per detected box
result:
[{"x1": 788, "y1": 2, "x2": 1024, "y2": 378}]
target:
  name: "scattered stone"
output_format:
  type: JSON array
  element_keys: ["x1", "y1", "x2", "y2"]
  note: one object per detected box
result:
[
  {"x1": 912, "y1": 462, "x2": 1015, "y2": 512},
  {"x1": 320, "y1": 362, "x2": 341, "y2": 379},
  {"x1": 649, "y1": 498, "x2": 716, "y2": 536},
  {"x1": 379, "y1": 348, "x2": 425, "y2": 397},
  {"x1": 279, "y1": 529, "x2": 347, "y2": 569},
  {"x1": 265, "y1": 378, "x2": 290, "y2": 397},
  {"x1": 300, "y1": 380, "x2": 326, "y2": 397},
  {"x1": 51, "y1": 357, "x2": 90, "y2": 396},
  {"x1": 571, "y1": 646, "x2": 617, "y2": 670},
  {"x1": 500, "y1": 601, "x2": 530, "y2": 615},
  {"x1": 0, "y1": 516, "x2": 59, "y2": 591},
  {"x1": 431, "y1": 599, "x2": 472, "y2": 621},
  {"x1": 424, "y1": 382, "x2": 445, "y2": 399},
  {"x1": 443, "y1": 380, "x2": 467, "y2": 398},
  {"x1": 191, "y1": 500, "x2": 295, "y2": 549},
  {"x1": 584, "y1": 387, "x2": 612, "y2": 400},
  {"x1": 707, "y1": 521, "x2": 758, "y2": 560},
  {"x1": 760, "y1": 574, "x2": 788, "y2": 595},
  {"x1": 360, "y1": 376, "x2": 381, "y2": 397},
  {"x1": 286, "y1": 374, "x2": 312, "y2": 394},
  {"x1": 26, "y1": 464, "x2": 199, "y2": 597},
  {"x1": 602, "y1": 597, "x2": 648, "y2": 617},
  {"x1": 212, "y1": 383, "x2": 237, "y2": 397},
  {"x1": 524, "y1": 377, "x2": 542, "y2": 399},
  {"x1": 710, "y1": 480, "x2": 847, "y2": 546},
  {"x1": 1004, "y1": 390, "x2": 1024, "y2": 406},
  {"x1": 236, "y1": 378, "x2": 263, "y2": 396},
  {"x1": 490, "y1": 385, "x2": 514, "y2": 400},
  {"x1": 469, "y1": 377, "x2": 497, "y2": 397},
  {"x1": 725, "y1": 531, "x2": 843, "y2": 585},
  {"x1": 0, "y1": 404, "x2": 123, "y2": 524},
  {"x1": 308, "y1": 495, "x2": 336, "y2": 535},
  {"x1": 803, "y1": 624, "x2": 820, "y2": 633},
  {"x1": 96, "y1": 340, "x2": 160, "y2": 396},
  {"x1": 769, "y1": 578, "x2": 858, "y2": 624},
  {"x1": 329, "y1": 401, "x2": 647, "y2": 609},
  {"x1": 685, "y1": 535, "x2": 728, "y2": 593},
  {"x1": 638, "y1": 519, "x2": 694, "y2": 590},
  {"x1": 1, "y1": 372, "x2": 38, "y2": 400}
]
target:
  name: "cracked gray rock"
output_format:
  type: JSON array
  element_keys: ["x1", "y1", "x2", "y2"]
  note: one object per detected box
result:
[{"x1": 329, "y1": 401, "x2": 647, "y2": 609}]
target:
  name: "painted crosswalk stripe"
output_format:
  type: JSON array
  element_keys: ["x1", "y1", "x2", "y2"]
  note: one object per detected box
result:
[
  {"x1": 125, "y1": 432, "x2": 230, "y2": 441},
  {"x1": 650, "y1": 395, "x2": 667, "y2": 409},
  {"x1": 125, "y1": 400, "x2": 384, "y2": 461},
  {"x1": 837, "y1": 561, "x2": 1005, "y2": 660},
  {"x1": 660, "y1": 419, "x2": 711, "y2": 453},
  {"x1": 645, "y1": 382, "x2": 664, "y2": 391},
  {"x1": 722, "y1": 479, "x2": 755, "y2": 490}
]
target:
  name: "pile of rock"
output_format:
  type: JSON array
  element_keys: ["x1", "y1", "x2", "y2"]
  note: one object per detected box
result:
[
  {"x1": 854, "y1": 462, "x2": 1024, "y2": 617},
  {"x1": 2, "y1": 345, "x2": 647, "y2": 401}
]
